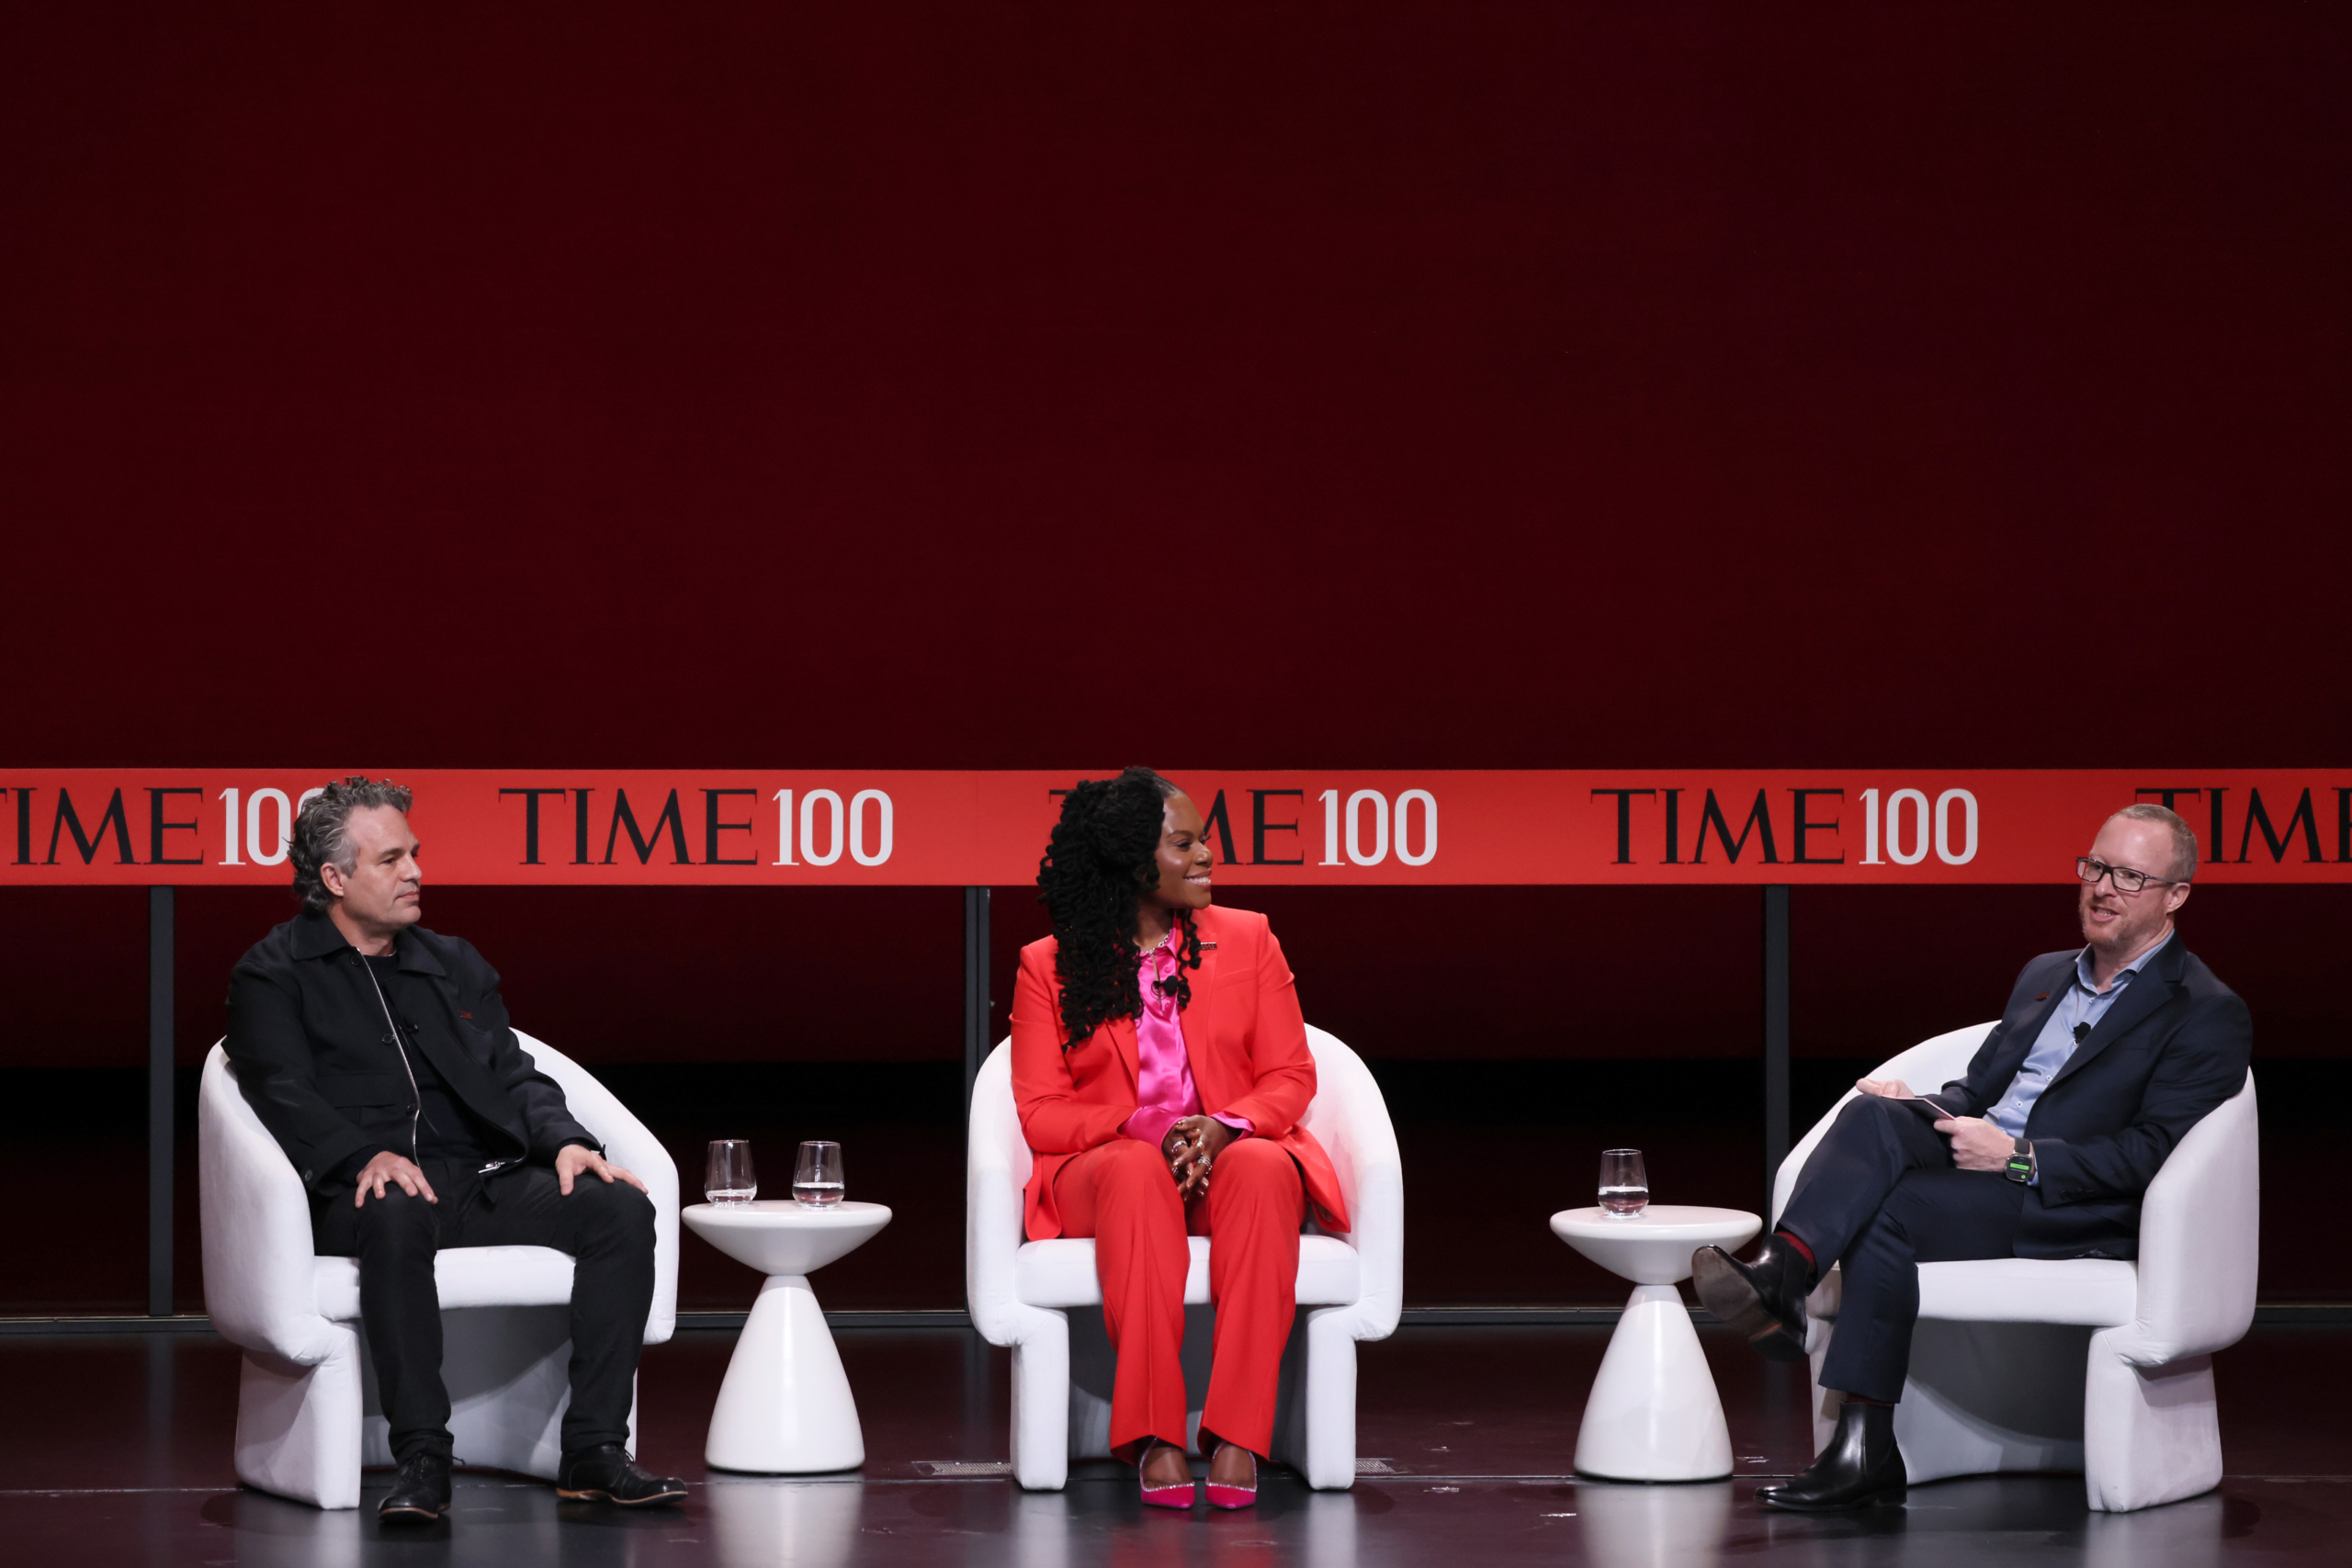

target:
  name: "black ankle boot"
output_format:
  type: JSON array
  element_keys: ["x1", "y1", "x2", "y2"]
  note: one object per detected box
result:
[
  {"x1": 378, "y1": 1449, "x2": 452, "y2": 1523},
  {"x1": 1690, "y1": 1233, "x2": 1814, "y2": 1362},
  {"x1": 1758, "y1": 1400, "x2": 1905, "y2": 1511}
]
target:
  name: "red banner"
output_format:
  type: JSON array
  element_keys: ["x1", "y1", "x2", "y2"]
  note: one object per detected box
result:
[{"x1": 0, "y1": 770, "x2": 2344, "y2": 886}]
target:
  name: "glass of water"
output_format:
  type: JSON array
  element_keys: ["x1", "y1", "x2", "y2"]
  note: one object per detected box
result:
[
  {"x1": 1599, "y1": 1148, "x2": 1648, "y2": 1218},
  {"x1": 794, "y1": 1140, "x2": 845, "y2": 1207},
  {"x1": 705, "y1": 1139, "x2": 756, "y2": 1206}
]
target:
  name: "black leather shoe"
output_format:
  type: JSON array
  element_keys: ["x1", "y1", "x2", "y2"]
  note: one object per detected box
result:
[
  {"x1": 378, "y1": 1450, "x2": 452, "y2": 1524},
  {"x1": 556, "y1": 1444, "x2": 689, "y2": 1507},
  {"x1": 1691, "y1": 1234, "x2": 1813, "y2": 1362},
  {"x1": 1758, "y1": 1400, "x2": 1906, "y2": 1511}
]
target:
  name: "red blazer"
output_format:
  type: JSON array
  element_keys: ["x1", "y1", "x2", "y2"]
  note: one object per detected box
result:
[{"x1": 1011, "y1": 904, "x2": 1350, "y2": 1241}]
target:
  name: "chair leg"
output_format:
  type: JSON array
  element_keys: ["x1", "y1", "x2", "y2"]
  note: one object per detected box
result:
[
  {"x1": 2083, "y1": 1334, "x2": 2223, "y2": 1512},
  {"x1": 1296, "y1": 1306, "x2": 1359, "y2": 1491},
  {"x1": 1010, "y1": 1311, "x2": 1071, "y2": 1491},
  {"x1": 233, "y1": 1334, "x2": 365, "y2": 1510}
]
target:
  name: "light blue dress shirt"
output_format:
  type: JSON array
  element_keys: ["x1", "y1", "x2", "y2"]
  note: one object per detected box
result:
[{"x1": 1984, "y1": 934, "x2": 2171, "y2": 1146}]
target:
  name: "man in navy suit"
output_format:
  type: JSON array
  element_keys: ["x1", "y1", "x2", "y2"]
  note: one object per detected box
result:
[{"x1": 1694, "y1": 804, "x2": 2252, "y2": 1511}]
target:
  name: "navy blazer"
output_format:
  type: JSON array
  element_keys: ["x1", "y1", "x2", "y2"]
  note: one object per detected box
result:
[
  {"x1": 1937, "y1": 933, "x2": 2251, "y2": 1259},
  {"x1": 224, "y1": 910, "x2": 599, "y2": 1196}
]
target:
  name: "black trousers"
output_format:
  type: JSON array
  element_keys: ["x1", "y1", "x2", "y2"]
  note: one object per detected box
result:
[
  {"x1": 312, "y1": 1158, "x2": 658, "y2": 1464},
  {"x1": 1777, "y1": 1095, "x2": 2027, "y2": 1404}
]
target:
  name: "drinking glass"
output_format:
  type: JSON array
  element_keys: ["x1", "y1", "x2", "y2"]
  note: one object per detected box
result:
[
  {"x1": 1599, "y1": 1148, "x2": 1648, "y2": 1217},
  {"x1": 794, "y1": 1140, "x2": 845, "y2": 1207},
  {"x1": 705, "y1": 1139, "x2": 756, "y2": 1206}
]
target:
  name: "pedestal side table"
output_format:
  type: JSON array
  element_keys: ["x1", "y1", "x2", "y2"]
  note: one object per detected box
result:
[
  {"x1": 684, "y1": 1200, "x2": 892, "y2": 1472},
  {"x1": 1549, "y1": 1204, "x2": 1760, "y2": 1482}
]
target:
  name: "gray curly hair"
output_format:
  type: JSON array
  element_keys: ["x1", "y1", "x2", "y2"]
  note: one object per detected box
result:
[{"x1": 290, "y1": 777, "x2": 414, "y2": 914}]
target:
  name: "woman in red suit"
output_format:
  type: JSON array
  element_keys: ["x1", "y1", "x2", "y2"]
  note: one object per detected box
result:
[{"x1": 1012, "y1": 768, "x2": 1349, "y2": 1510}]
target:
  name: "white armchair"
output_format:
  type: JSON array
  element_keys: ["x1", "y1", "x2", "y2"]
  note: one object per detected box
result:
[
  {"x1": 199, "y1": 1032, "x2": 679, "y2": 1509},
  {"x1": 967, "y1": 1024, "x2": 1403, "y2": 1491},
  {"x1": 1775, "y1": 1022, "x2": 2258, "y2": 1511}
]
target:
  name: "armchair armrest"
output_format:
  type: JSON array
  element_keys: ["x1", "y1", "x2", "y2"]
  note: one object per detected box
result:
[
  {"x1": 967, "y1": 1042, "x2": 1063, "y2": 1348},
  {"x1": 1299, "y1": 1028, "x2": 1403, "y2": 1342},
  {"x1": 514, "y1": 1032, "x2": 680, "y2": 1345},
  {"x1": 2112, "y1": 1071, "x2": 2257, "y2": 1368},
  {"x1": 199, "y1": 1044, "x2": 345, "y2": 1366}
]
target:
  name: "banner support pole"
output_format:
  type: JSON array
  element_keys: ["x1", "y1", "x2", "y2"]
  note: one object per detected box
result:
[
  {"x1": 963, "y1": 886, "x2": 990, "y2": 1112},
  {"x1": 148, "y1": 886, "x2": 175, "y2": 1317},
  {"x1": 1762, "y1": 885, "x2": 1791, "y2": 1216}
]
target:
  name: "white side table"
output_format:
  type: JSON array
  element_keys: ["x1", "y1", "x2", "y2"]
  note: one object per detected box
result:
[
  {"x1": 1549, "y1": 1204, "x2": 1760, "y2": 1482},
  {"x1": 684, "y1": 1200, "x2": 893, "y2": 1473}
]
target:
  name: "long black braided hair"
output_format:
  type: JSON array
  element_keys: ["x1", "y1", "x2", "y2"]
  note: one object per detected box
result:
[{"x1": 1036, "y1": 766, "x2": 1204, "y2": 1052}]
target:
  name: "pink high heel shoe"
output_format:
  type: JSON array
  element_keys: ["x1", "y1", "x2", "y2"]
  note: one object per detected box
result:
[
  {"x1": 1137, "y1": 1442, "x2": 1196, "y2": 1509},
  {"x1": 1204, "y1": 1443, "x2": 1258, "y2": 1509}
]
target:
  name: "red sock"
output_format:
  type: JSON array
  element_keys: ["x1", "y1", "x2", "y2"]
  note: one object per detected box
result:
[{"x1": 1776, "y1": 1228, "x2": 1816, "y2": 1273}]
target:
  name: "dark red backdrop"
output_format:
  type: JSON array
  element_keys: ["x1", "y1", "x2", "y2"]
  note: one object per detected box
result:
[{"x1": 1, "y1": 5, "x2": 2345, "y2": 1309}]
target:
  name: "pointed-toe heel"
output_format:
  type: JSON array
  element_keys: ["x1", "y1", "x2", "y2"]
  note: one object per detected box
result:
[
  {"x1": 1141, "y1": 1482, "x2": 1198, "y2": 1509},
  {"x1": 1204, "y1": 1445, "x2": 1258, "y2": 1510},
  {"x1": 1138, "y1": 1442, "x2": 1196, "y2": 1509}
]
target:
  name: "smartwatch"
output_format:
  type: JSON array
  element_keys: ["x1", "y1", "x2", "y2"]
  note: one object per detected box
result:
[{"x1": 2004, "y1": 1138, "x2": 2036, "y2": 1185}]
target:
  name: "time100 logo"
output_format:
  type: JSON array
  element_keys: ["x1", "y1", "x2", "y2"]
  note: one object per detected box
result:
[
  {"x1": 1317, "y1": 788, "x2": 1438, "y2": 868},
  {"x1": 1858, "y1": 787, "x2": 1979, "y2": 866}
]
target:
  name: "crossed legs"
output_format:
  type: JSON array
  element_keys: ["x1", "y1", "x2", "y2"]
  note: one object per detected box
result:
[{"x1": 1779, "y1": 1095, "x2": 2025, "y2": 1401}]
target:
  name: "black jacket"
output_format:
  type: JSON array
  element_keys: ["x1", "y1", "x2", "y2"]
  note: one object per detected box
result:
[
  {"x1": 224, "y1": 910, "x2": 598, "y2": 1196},
  {"x1": 1939, "y1": 934, "x2": 2252, "y2": 1259}
]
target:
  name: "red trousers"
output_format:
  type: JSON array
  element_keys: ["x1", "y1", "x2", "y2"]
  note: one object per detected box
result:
[{"x1": 1053, "y1": 1136, "x2": 1305, "y2": 1461}]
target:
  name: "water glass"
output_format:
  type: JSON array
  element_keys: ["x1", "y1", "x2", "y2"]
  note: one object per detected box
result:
[
  {"x1": 1599, "y1": 1148, "x2": 1648, "y2": 1217},
  {"x1": 794, "y1": 1140, "x2": 845, "y2": 1208},
  {"x1": 705, "y1": 1139, "x2": 756, "y2": 1206}
]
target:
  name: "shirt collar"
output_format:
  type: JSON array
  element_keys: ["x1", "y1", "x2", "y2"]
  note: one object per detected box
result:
[
  {"x1": 290, "y1": 910, "x2": 444, "y2": 975},
  {"x1": 2074, "y1": 930, "x2": 2170, "y2": 993},
  {"x1": 292, "y1": 909, "x2": 349, "y2": 960}
]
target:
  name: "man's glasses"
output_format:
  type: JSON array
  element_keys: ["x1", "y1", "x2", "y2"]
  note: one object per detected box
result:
[{"x1": 2075, "y1": 856, "x2": 2181, "y2": 896}]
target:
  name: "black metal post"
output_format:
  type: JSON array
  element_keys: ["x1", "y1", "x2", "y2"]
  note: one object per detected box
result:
[
  {"x1": 1762, "y1": 885, "x2": 1791, "y2": 1218},
  {"x1": 148, "y1": 886, "x2": 175, "y2": 1317},
  {"x1": 961, "y1": 885, "x2": 998, "y2": 1436},
  {"x1": 963, "y1": 886, "x2": 991, "y2": 1111}
]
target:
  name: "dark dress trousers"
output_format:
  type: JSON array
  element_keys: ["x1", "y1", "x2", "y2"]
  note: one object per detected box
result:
[
  {"x1": 1779, "y1": 934, "x2": 2251, "y2": 1404},
  {"x1": 226, "y1": 911, "x2": 656, "y2": 1463}
]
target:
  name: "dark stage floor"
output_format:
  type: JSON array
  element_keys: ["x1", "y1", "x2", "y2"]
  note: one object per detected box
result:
[{"x1": 4, "y1": 1323, "x2": 2344, "y2": 1565}]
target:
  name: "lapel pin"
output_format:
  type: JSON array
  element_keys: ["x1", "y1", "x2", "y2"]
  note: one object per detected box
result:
[{"x1": 2034, "y1": 992, "x2": 2049, "y2": 1001}]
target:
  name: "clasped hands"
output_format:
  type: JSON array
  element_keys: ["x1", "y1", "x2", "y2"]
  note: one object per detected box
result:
[
  {"x1": 1856, "y1": 1077, "x2": 2018, "y2": 1173},
  {"x1": 351, "y1": 1143, "x2": 649, "y2": 1207},
  {"x1": 1159, "y1": 1114, "x2": 1237, "y2": 1201}
]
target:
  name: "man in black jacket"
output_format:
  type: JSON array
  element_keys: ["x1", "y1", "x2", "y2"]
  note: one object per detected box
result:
[
  {"x1": 1693, "y1": 804, "x2": 2252, "y2": 1512},
  {"x1": 226, "y1": 777, "x2": 685, "y2": 1524}
]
